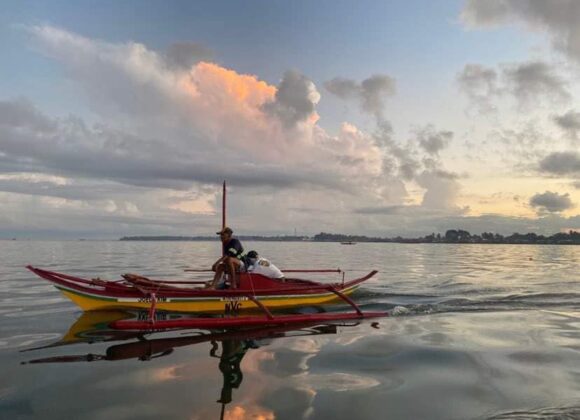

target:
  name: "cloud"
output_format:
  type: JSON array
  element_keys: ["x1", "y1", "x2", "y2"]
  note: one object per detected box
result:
[
  {"x1": 368, "y1": 121, "x2": 461, "y2": 210},
  {"x1": 0, "y1": 25, "x2": 419, "y2": 237},
  {"x1": 9, "y1": 26, "x2": 391, "y2": 192},
  {"x1": 529, "y1": 191, "x2": 574, "y2": 213},
  {"x1": 461, "y1": 0, "x2": 580, "y2": 62},
  {"x1": 553, "y1": 109, "x2": 580, "y2": 141},
  {"x1": 322, "y1": 77, "x2": 359, "y2": 99},
  {"x1": 457, "y1": 61, "x2": 570, "y2": 112},
  {"x1": 415, "y1": 126, "x2": 453, "y2": 156},
  {"x1": 355, "y1": 205, "x2": 464, "y2": 217},
  {"x1": 7, "y1": 24, "x2": 575, "y2": 239},
  {"x1": 456, "y1": 64, "x2": 499, "y2": 113},
  {"x1": 0, "y1": 98, "x2": 361, "y2": 191},
  {"x1": 539, "y1": 151, "x2": 580, "y2": 175},
  {"x1": 360, "y1": 75, "x2": 396, "y2": 117},
  {"x1": 0, "y1": 98, "x2": 56, "y2": 132},
  {"x1": 262, "y1": 70, "x2": 320, "y2": 128},
  {"x1": 324, "y1": 74, "x2": 396, "y2": 119},
  {"x1": 416, "y1": 170, "x2": 462, "y2": 210},
  {"x1": 503, "y1": 61, "x2": 570, "y2": 106}
]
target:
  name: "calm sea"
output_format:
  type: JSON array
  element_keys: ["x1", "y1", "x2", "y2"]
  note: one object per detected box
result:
[{"x1": 1, "y1": 240, "x2": 579, "y2": 419}]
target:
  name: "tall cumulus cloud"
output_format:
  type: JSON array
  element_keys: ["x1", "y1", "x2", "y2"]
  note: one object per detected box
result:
[{"x1": 0, "y1": 25, "x2": 415, "y2": 236}]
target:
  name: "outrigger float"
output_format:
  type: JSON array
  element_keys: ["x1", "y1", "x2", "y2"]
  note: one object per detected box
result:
[{"x1": 26, "y1": 182, "x2": 387, "y2": 330}]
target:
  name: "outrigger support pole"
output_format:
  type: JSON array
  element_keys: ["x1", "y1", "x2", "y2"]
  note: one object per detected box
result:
[
  {"x1": 326, "y1": 287, "x2": 363, "y2": 316},
  {"x1": 247, "y1": 295, "x2": 274, "y2": 320}
]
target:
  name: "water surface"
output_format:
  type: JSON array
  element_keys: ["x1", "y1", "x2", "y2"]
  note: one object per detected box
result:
[{"x1": 1, "y1": 241, "x2": 579, "y2": 419}]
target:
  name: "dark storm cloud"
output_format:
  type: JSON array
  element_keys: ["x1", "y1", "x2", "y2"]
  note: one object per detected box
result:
[
  {"x1": 324, "y1": 74, "x2": 396, "y2": 119},
  {"x1": 529, "y1": 191, "x2": 574, "y2": 213},
  {"x1": 262, "y1": 70, "x2": 320, "y2": 128},
  {"x1": 539, "y1": 151, "x2": 580, "y2": 175},
  {"x1": 554, "y1": 110, "x2": 580, "y2": 141},
  {"x1": 165, "y1": 42, "x2": 213, "y2": 69},
  {"x1": 462, "y1": 0, "x2": 580, "y2": 62}
]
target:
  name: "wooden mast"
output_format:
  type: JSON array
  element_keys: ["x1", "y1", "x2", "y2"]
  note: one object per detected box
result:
[
  {"x1": 222, "y1": 180, "x2": 226, "y2": 231},
  {"x1": 221, "y1": 181, "x2": 226, "y2": 257}
]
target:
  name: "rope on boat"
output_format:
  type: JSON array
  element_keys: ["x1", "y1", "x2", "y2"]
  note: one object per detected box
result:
[{"x1": 148, "y1": 293, "x2": 157, "y2": 324}]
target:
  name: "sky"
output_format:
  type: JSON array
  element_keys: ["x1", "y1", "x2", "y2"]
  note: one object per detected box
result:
[{"x1": 0, "y1": 0, "x2": 579, "y2": 238}]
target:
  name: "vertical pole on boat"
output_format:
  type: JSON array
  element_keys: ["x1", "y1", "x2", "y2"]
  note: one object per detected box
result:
[
  {"x1": 220, "y1": 402, "x2": 226, "y2": 420},
  {"x1": 222, "y1": 180, "x2": 226, "y2": 257},
  {"x1": 222, "y1": 180, "x2": 226, "y2": 231}
]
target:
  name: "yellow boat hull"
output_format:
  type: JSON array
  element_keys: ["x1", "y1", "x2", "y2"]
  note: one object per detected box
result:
[{"x1": 58, "y1": 285, "x2": 360, "y2": 313}]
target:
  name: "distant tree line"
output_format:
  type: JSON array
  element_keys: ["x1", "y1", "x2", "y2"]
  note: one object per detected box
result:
[
  {"x1": 121, "y1": 230, "x2": 580, "y2": 245},
  {"x1": 313, "y1": 230, "x2": 580, "y2": 245}
]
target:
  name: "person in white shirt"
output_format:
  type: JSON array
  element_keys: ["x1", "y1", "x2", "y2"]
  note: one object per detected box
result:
[{"x1": 245, "y1": 250, "x2": 285, "y2": 280}]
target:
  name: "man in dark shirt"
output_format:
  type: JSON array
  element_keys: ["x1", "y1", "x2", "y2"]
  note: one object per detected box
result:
[{"x1": 210, "y1": 227, "x2": 244, "y2": 289}]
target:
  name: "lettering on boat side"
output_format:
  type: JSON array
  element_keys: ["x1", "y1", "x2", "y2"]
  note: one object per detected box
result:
[
  {"x1": 138, "y1": 297, "x2": 168, "y2": 303},
  {"x1": 219, "y1": 296, "x2": 248, "y2": 302},
  {"x1": 117, "y1": 297, "x2": 170, "y2": 303},
  {"x1": 137, "y1": 311, "x2": 169, "y2": 321},
  {"x1": 221, "y1": 297, "x2": 248, "y2": 314},
  {"x1": 225, "y1": 301, "x2": 242, "y2": 314}
]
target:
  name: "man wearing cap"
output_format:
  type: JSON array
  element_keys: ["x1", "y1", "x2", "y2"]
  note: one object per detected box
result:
[{"x1": 209, "y1": 227, "x2": 245, "y2": 289}]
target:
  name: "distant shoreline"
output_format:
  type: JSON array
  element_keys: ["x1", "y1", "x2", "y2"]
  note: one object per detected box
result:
[{"x1": 120, "y1": 229, "x2": 580, "y2": 245}]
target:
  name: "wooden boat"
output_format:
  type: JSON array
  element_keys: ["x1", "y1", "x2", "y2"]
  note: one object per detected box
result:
[
  {"x1": 25, "y1": 183, "x2": 387, "y2": 330},
  {"x1": 26, "y1": 265, "x2": 378, "y2": 314}
]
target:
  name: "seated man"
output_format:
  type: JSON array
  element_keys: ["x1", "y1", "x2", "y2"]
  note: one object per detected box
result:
[
  {"x1": 245, "y1": 250, "x2": 285, "y2": 280},
  {"x1": 210, "y1": 227, "x2": 244, "y2": 289}
]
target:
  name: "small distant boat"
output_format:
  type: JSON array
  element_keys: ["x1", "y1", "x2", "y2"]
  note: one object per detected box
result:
[{"x1": 340, "y1": 241, "x2": 357, "y2": 245}]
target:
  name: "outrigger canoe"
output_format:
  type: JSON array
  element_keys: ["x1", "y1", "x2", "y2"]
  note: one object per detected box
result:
[{"x1": 26, "y1": 266, "x2": 378, "y2": 314}]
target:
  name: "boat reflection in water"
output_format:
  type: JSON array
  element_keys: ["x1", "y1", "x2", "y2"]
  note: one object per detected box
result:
[{"x1": 21, "y1": 310, "x2": 355, "y2": 418}]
